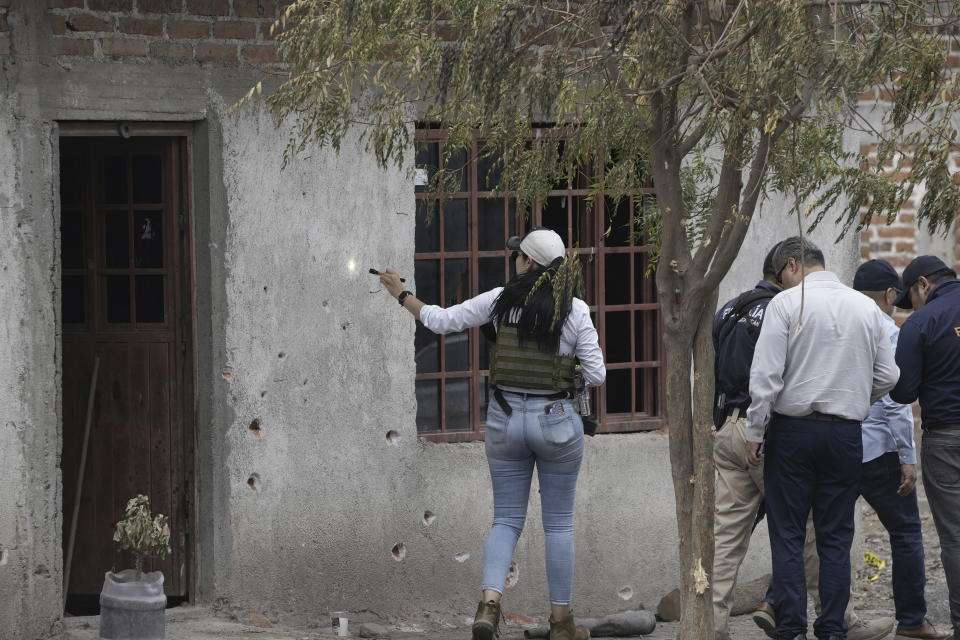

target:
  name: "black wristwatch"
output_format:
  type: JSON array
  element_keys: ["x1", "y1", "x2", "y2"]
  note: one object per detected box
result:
[{"x1": 398, "y1": 290, "x2": 413, "y2": 306}]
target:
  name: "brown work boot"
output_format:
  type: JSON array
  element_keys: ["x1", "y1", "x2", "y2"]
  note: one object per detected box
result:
[
  {"x1": 895, "y1": 618, "x2": 952, "y2": 639},
  {"x1": 472, "y1": 600, "x2": 501, "y2": 640},
  {"x1": 549, "y1": 612, "x2": 590, "y2": 640},
  {"x1": 751, "y1": 601, "x2": 777, "y2": 639}
]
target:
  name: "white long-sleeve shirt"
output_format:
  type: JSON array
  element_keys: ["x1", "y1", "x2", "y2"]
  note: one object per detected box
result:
[
  {"x1": 418, "y1": 287, "x2": 606, "y2": 387},
  {"x1": 746, "y1": 271, "x2": 900, "y2": 443}
]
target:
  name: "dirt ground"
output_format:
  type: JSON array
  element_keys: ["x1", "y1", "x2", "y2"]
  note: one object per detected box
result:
[
  {"x1": 849, "y1": 480, "x2": 952, "y2": 631},
  {"x1": 61, "y1": 481, "x2": 951, "y2": 640}
]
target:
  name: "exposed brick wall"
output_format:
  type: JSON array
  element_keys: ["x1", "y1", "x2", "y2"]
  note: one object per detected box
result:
[
  {"x1": 857, "y1": 139, "x2": 960, "y2": 328},
  {"x1": 46, "y1": 0, "x2": 285, "y2": 66}
]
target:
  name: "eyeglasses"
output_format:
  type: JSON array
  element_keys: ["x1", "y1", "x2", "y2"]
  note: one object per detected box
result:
[{"x1": 775, "y1": 261, "x2": 789, "y2": 285}]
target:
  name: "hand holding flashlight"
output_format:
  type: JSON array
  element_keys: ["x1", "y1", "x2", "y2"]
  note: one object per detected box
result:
[
  {"x1": 374, "y1": 268, "x2": 406, "y2": 299},
  {"x1": 369, "y1": 268, "x2": 405, "y2": 282}
]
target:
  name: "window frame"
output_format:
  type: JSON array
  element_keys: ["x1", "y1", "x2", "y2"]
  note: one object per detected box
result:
[{"x1": 414, "y1": 128, "x2": 665, "y2": 442}]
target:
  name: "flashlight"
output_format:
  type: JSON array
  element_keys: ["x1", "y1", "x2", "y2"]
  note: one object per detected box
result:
[{"x1": 369, "y1": 268, "x2": 405, "y2": 283}]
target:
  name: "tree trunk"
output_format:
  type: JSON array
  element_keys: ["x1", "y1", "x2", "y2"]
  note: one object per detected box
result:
[{"x1": 664, "y1": 287, "x2": 719, "y2": 640}]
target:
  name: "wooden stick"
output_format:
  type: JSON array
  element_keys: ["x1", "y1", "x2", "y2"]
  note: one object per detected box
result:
[{"x1": 63, "y1": 356, "x2": 100, "y2": 604}]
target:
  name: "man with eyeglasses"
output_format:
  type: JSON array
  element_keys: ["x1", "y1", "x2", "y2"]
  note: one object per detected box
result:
[
  {"x1": 746, "y1": 237, "x2": 899, "y2": 640},
  {"x1": 847, "y1": 260, "x2": 948, "y2": 640}
]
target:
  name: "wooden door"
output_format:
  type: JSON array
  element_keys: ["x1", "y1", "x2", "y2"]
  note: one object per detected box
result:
[{"x1": 60, "y1": 136, "x2": 192, "y2": 597}]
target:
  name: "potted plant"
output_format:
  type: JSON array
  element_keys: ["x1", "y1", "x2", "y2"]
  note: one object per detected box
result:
[{"x1": 99, "y1": 495, "x2": 171, "y2": 640}]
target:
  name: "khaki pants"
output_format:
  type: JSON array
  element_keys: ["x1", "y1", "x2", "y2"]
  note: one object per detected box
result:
[{"x1": 712, "y1": 415, "x2": 853, "y2": 636}]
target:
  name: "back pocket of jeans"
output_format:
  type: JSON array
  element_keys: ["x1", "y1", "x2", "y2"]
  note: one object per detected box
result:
[{"x1": 538, "y1": 412, "x2": 578, "y2": 445}]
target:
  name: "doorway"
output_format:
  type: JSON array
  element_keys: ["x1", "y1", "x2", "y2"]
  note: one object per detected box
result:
[{"x1": 59, "y1": 129, "x2": 194, "y2": 612}]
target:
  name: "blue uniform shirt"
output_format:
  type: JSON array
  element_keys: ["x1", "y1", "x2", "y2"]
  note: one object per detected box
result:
[
  {"x1": 713, "y1": 280, "x2": 779, "y2": 411},
  {"x1": 862, "y1": 314, "x2": 916, "y2": 464},
  {"x1": 890, "y1": 278, "x2": 960, "y2": 429}
]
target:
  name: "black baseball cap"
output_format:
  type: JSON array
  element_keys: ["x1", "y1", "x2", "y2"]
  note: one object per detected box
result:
[
  {"x1": 853, "y1": 259, "x2": 901, "y2": 292},
  {"x1": 893, "y1": 255, "x2": 953, "y2": 309}
]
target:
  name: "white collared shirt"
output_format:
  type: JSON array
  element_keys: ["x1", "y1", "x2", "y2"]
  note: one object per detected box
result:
[
  {"x1": 419, "y1": 287, "x2": 606, "y2": 386},
  {"x1": 746, "y1": 271, "x2": 900, "y2": 443}
]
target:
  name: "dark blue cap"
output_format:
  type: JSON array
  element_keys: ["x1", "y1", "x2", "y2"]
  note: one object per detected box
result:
[
  {"x1": 853, "y1": 259, "x2": 901, "y2": 292},
  {"x1": 894, "y1": 255, "x2": 953, "y2": 309}
]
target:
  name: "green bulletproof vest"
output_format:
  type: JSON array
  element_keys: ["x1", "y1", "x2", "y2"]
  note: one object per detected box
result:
[{"x1": 489, "y1": 323, "x2": 577, "y2": 392}]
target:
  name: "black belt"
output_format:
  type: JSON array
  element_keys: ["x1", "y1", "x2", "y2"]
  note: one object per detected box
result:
[
  {"x1": 493, "y1": 388, "x2": 569, "y2": 416},
  {"x1": 773, "y1": 411, "x2": 859, "y2": 424}
]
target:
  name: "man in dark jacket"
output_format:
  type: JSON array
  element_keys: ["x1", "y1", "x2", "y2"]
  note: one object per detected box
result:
[
  {"x1": 711, "y1": 243, "x2": 782, "y2": 640},
  {"x1": 891, "y1": 255, "x2": 960, "y2": 640}
]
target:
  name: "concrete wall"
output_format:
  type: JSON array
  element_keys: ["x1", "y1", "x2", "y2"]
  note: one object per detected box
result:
[
  {"x1": 0, "y1": 95, "x2": 64, "y2": 639},
  {"x1": 0, "y1": 1, "x2": 870, "y2": 636}
]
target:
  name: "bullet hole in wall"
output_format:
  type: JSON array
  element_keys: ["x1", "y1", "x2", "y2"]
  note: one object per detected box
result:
[
  {"x1": 422, "y1": 511, "x2": 436, "y2": 526},
  {"x1": 618, "y1": 586, "x2": 634, "y2": 600},
  {"x1": 391, "y1": 543, "x2": 406, "y2": 561},
  {"x1": 385, "y1": 431, "x2": 401, "y2": 446},
  {"x1": 505, "y1": 561, "x2": 519, "y2": 588},
  {"x1": 247, "y1": 473, "x2": 260, "y2": 491},
  {"x1": 221, "y1": 371, "x2": 234, "y2": 382},
  {"x1": 278, "y1": 352, "x2": 286, "y2": 359},
  {"x1": 454, "y1": 552, "x2": 470, "y2": 563},
  {"x1": 261, "y1": 391, "x2": 267, "y2": 398},
  {"x1": 249, "y1": 419, "x2": 262, "y2": 437},
  {"x1": 341, "y1": 322, "x2": 351, "y2": 331},
  {"x1": 263, "y1": 286, "x2": 268, "y2": 294},
  {"x1": 322, "y1": 300, "x2": 330, "y2": 314}
]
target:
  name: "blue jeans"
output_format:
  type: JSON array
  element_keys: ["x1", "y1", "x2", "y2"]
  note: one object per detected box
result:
[
  {"x1": 764, "y1": 415, "x2": 862, "y2": 639},
  {"x1": 859, "y1": 451, "x2": 927, "y2": 630},
  {"x1": 482, "y1": 392, "x2": 584, "y2": 605}
]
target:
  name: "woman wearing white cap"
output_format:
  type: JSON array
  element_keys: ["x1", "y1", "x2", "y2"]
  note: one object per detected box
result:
[{"x1": 378, "y1": 227, "x2": 605, "y2": 640}]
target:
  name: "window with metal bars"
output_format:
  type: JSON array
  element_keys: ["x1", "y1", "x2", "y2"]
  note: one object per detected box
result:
[{"x1": 413, "y1": 129, "x2": 664, "y2": 442}]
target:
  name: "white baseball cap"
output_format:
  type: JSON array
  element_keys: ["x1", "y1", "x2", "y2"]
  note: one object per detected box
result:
[{"x1": 506, "y1": 227, "x2": 566, "y2": 267}]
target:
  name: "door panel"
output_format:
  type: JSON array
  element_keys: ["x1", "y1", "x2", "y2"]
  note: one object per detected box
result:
[{"x1": 61, "y1": 136, "x2": 190, "y2": 597}]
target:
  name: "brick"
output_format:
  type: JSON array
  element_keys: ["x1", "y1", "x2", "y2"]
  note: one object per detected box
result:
[
  {"x1": 186, "y1": 0, "x2": 229, "y2": 16},
  {"x1": 195, "y1": 41, "x2": 236, "y2": 61},
  {"x1": 150, "y1": 40, "x2": 193, "y2": 58},
  {"x1": 88, "y1": 0, "x2": 134, "y2": 10},
  {"x1": 876, "y1": 226, "x2": 915, "y2": 238},
  {"x1": 213, "y1": 21, "x2": 255, "y2": 39},
  {"x1": 241, "y1": 42, "x2": 275, "y2": 63},
  {"x1": 258, "y1": 21, "x2": 276, "y2": 40},
  {"x1": 49, "y1": 15, "x2": 67, "y2": 35},
  {"x1": 67, "y1": 14, "x2": 115, "y2": 33},
  {"x1": 857, "y1": 88, "x2": 876, "y2": 101},
  {"x1": 101, "y1": 37, "x2": 148, "y2": 56},
  {"x1": 235, "y1": 0, "x2": 274, "y2": 17},
  {"x1": 860, "y1": 245, "x2": 870, "y2": 259},
  {"x1": 895, "y1": 241, "x2": 915, "y2": 252},
  {"x1": 54, "y1": 36, "x2": 95, "y2": 56},
  {"x1": 138, "y1": 0, "x2": 182, "y2": 12},
  {"x1": 898, "y1": 213, "x2": 916, "y2": 224},
  {"x1": 885, "y1": 255, "x2": 912, "y2": 268},
  {"x1": 120, "y1": 18, "x2": 163, "y2": 36},
  {"x1": 0, "y1": 34, "x2": 8, "y2": 55},
  {"x1": 48, "y1": 0, "x2": 84, "y2": 6},
  {"x1": 168, "y1": 19, "x2": 209, "y2": 38}
]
